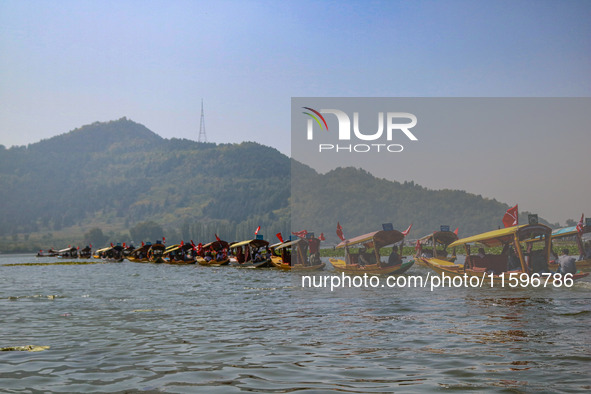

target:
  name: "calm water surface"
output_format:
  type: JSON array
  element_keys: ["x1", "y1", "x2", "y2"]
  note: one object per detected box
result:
[{"x1": 1, "y1": 254, "x2": 590, "y2": 393}]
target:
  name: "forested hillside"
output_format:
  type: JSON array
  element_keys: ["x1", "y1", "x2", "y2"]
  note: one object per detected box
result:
[{"x1": 0, "y1": 118, "x2": 552, "y2": 252}]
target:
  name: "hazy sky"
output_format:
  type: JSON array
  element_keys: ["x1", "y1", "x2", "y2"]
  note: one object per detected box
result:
[{"x1": 1, "y1": 1, "x2": 590, "y2": 224}]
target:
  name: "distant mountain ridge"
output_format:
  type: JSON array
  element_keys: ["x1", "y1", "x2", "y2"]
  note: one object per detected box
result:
[{"x1": 0, "y1": 118, "x2": 551, "y2": 251}]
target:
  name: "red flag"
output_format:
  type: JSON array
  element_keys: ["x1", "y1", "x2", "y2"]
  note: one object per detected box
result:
[
  {"x1": 180, "y1": 240, "x2": 184, "y2": 247},
  {"x1": 576, "y1": 213, "x2": 584, "y2": 234},
  {"x1": 110, "y1": 243, "x2": 113, "y2": 247},
  {"x1": 89, "y1": 244, "x2": 92, "y2": 248},
  {"x1": 318, "y1": 233, "x2": 325, "y2": 241},
  {"x1": 292, "y1": 230, "x2": 308, "y2": 239},
  {"x1": 503, "y1": 205, "x2": 518, "y2": 228},
  {"x1": 401, "y1": 224, "x2": 412, "y2": 236},
  {"x1": 454, "y1": 227, "x2": 459, "y2": 235},
  {"x1": 255, "y1": 226, "x2": 261, "y2": 235},
  {"x1": 123, "y1": 242, "x2": 126, "y2": 248},
  {"x1": 336, "y1": 222, "x2": 345, "y2": 241},
  {"x1": 215, "y1": 234, "x2": 221, "y2": 242},
  {"x1": 141, "y1": 241, "x2": 145, "y2": 247},
  {"x1": 276, "y1": 232, "x2": 284, "y2": 243},
  {"x1": 162, "y1": 237, "x2": 166, "y2": 244}
]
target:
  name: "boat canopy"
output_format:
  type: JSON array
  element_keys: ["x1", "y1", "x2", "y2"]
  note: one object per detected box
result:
[
  {"x1": 449, "y1": 224, "x2": 552, "y2": 248},
  {"x1": 275, "y1": 239, "x2": 303, "y2": 250},
  {"x1": 203, "y1": 240, "x2": 229, "y2": 250},
  {"x1": 94, "y1": 247, "x2": 111, "y2": 254},
  {"x1": 164, "y1": 243, "x2": 194, "y2": 254},
  {"x1": 418, "y1": 231, "x2": 458, "y2": 246},
  {"x1": 336, "y1": 230, "x2": 405, "y2": 250},
  {"x1": 551, "y1": 225, "x2": 590, "y2": 238},
  {"x1": 230, "y1": 239, "x2": 269, "y2": 249},
  {"x1": 58, "y1": 247, "x2": 77, "y2": 253}
]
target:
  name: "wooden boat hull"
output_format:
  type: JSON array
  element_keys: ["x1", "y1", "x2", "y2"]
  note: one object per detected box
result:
[
  {"x1": 164, "y1": 259, "x2": 196, "y2": 265},
  {"x1": 126, "y1": 256, "x2": 149, "y2": 263},
  {"x1": 415, "y1": 256, "x2": 459, "y2": 268},
  {"x1": 329, "y1": 258, "x2": 414, "y2": 275},
  {"x1": 426, "y1": 259, "x2": 590, "y2": 284},
  {"x1": 271, "y1": 258, "x2": 325, "y2": 271},
  {"x1": 197, "y1": 257, "x2": 230, "y2": 266},
  {"x1": 232, "y1": 259, "x2": 274, "y2": 268}
]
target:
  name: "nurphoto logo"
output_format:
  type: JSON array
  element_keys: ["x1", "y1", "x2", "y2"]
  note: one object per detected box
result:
[{"x1": 302, "y1": 107, "x2": 418, "y2": 153}]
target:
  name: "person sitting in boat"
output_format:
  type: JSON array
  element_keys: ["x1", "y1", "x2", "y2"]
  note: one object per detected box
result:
[
  {"x1": 204, "y1": 250, "x2": 213, "y2": 262},
  {"x1": 253, "y1": 248, "x2": 264, "y2": 262},
  {"x1": 477, "y1": 248, "x2": 486, "y2": 259},
  {"x1": 387, "y1": 246, "x2": 402, "y2": 266},
  {"x1": 421, "y1": 248, "x2": 433, "y2": 258},
  {"x1": 506, "y1": 246, "x2": 522, "y2": 271},
  {"x1": 216, "y1": 249, "x2": 226, "y2": 261},
  {"x1": 556, "y1": 248, "x2": 576, "y2": 275},
  {"x1": 359, "y1": 248, "x2": 373, "y2": 266}
]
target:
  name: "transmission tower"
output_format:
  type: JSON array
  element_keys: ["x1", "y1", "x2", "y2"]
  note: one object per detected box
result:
[{"x1": 198, "y1": 99, "x2": 207, "y2": 143}]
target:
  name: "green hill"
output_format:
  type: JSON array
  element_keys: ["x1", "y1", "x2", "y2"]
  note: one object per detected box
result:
[{"x1": 0, "y1": 118, "x2": 552, "y2": 252}]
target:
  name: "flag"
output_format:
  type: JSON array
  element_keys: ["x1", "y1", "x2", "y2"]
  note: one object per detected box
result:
[
  {"x1": 503, "y1": 205, "x2": 519, "y2": 228},
  {"x1": 454, "y1": 227, "x2": 459, "y2": 235},
  {"x1": 141, "y1": 241, "x2": 145, "y2": 247},
  {"x1": 402, "y1": 223, "x2": 412, "y2": 236},
  {"x1": 336, "y1": 222, "x2": 345, "y2": 241},
  {"x1": 276, "y1": 232, "x2": 284, "y2": 243},
  {"x1": 576, "y1": 213, "x2": 584, "y2": 234},
  {"x1": 292, "y1": 230, "x2": 308, "y2": 239},
  {"x1": 318, "y1": 233, "x2": 325, "y2": 241},
  {"x1": 180, "y1": 240, "x2": 184, "y2": 247},
  {"x1": 215, "y1": 233, "x2": 221, "y2": 242},
  {"x1": 255, "y1": 226, "x2": 261, "y2": 235},
  {"x1": 162, "y1": 237, "x2": 166, "y2": 244}
]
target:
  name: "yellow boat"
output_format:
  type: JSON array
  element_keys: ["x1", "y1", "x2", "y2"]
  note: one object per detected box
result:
[
  {"x1": 428, "y1": 223, "x2": 589, "y2": 284},
  {"x1": 126, "y1": 243, "x2": 152, "y2": 262},
  {"x1": 272, "y1": 237, "x2": 325, "y2": 271},
  {"x1": 415, "y1": 228, "x2": 459, "y2": 268},
  {"x1": 229, "y1": 238, "x2": 273, "y2": 268},
  {"x1": 329, "y1": 226, "x2": 414, "y2": 275}
]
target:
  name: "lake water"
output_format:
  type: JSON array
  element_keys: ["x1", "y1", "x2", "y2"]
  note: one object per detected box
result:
[{"x1": 1, "y1": 254, "x2": 590, "y2": 393}]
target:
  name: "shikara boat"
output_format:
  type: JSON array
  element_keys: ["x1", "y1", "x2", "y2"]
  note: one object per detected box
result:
[
  {"x1": 547, "y1": 225, "x2": 591, "y2": 271},
  {"x1": 36, "y1": 248, "x2": 58, "y2": 257},
  {"x1": 127, "y1": 243, "x2": 151, "y2": 263},
  {"x1": 428, "y1": 224, "x2": 589, "y2": 284},
  {"x1": 57, "y1": 247, "x2": 78, "y2": 259},
  {"x1": 229, "y1": 239, "x2": 273, "y2": 268},
  {"x1": 197, "y1": 240, "x2": 230, "y2": 266},
  {"x1": 78, "y1": 246, "x2": 93, "y2": 259},
  {"x1": 272, "y1": 237, "x2": 325, "y2": 271},
  {"x1": 329, "y1": 228, "x2": 414, "y2": 275},
  {"x1": 163, "y1": 243, "x2": 196, "y2": 265},
  {"x1": 100, "y1": 244, "x2": 125, "y2": 262},
  {"x1": 415, "y1": 228, "x2": 459, "y2": 268},
  {"x1": 147, "y1": 241, "x2": 166, "y2": 264}
]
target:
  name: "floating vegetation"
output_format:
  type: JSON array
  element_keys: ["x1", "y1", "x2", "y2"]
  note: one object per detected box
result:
[
  {"x1": 2, "y1": 261, "x2": 107, "y2": 267},
  {"x1": 7, "y1": 294, "x2": 60, "y2": 300},
  {"x1": 1, "y1": 345, "x2": 50, "y2": 352}
]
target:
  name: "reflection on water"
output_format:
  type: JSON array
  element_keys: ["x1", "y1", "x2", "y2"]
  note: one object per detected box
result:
[{"x1": 1, "y1": 254, "x2": 590, "y2": 392}]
